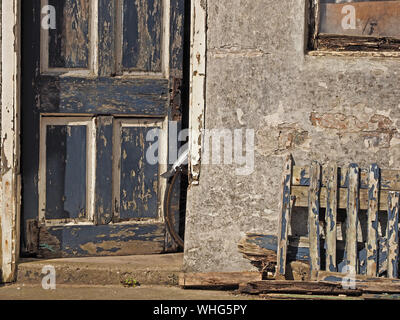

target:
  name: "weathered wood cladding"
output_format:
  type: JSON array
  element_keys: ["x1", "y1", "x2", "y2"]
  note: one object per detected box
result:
[
  {"x1": 47, "y1": 0, "x2": 90, "y2": 68},
  {"x1": 121, "y1": 0, "x2": 162, "y2": 72},
  {"x1": 38, "y1": 77, "x2": 169, "y2": 115}
]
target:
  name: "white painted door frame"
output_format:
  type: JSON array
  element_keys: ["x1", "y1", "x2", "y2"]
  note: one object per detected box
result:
[
  {"x1": 1, "y1": 0, "x2": 21, "y2": 283},
  {"x1": 0, "y1": 0, "x2": 206, "y2": 283}
]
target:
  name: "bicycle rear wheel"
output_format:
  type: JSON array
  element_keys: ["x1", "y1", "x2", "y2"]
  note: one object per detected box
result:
[{"x1": 164, "y1": 168, "x2": 188, "y2": 248}]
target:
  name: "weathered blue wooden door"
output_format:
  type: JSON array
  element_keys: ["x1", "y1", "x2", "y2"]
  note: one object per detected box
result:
[{"x1": 21, "y1": 0, "x2": 186, "y2": 258}]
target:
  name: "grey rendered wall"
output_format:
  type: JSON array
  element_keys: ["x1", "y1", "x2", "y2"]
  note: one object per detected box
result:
[{"x1": 183, "y1": 0, "x2": 400, "y2": 272}]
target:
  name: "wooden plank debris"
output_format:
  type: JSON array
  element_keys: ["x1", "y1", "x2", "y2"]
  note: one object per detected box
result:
[
  {"x1": 317, "y1": 271, "x2": 400, "y2": 294},
  {"x1": 259, "y1": 293, "x2": 363, "y2": 300},
  {"x1": 179, "y1": 272, "x2": 262, "y2": 289},
  {"x1": 239, "y1": 280, "x2": 362, "y2": 296}
]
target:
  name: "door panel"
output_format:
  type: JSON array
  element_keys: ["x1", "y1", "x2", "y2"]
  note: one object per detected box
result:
[
  {"x1": 113, "y1": 119, "x2": 167, "y2": 222},
  {"x1": 45, "y1": 125, "x2": 87, "y2": 220},
  {"x1": 21, "y1": 0, "x2": 186, "y2": 258},
  {"x1": 39, "y1": 117, "x2": 95, "y2": 226},
  {"x1": 47, "y1": 0, "x2": 91, "y2": 69},
  {"x1": 120, "y1": 0, "x2": 163, "y2": 72}
]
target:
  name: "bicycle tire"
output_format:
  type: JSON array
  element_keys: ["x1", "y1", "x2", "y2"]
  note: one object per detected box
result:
[{"x1": 164, "y1": 169, "x2": 187, "y2": 248}]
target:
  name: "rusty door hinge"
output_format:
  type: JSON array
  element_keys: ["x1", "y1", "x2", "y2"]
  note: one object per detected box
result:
[{"x1": 170, "y1": 77, "x2": 183, "y2": 121}]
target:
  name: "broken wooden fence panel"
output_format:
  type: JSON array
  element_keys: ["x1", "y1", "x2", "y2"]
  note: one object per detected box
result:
[{"x1": 265, "y1": 158, "x2": 400, "y2": 284}]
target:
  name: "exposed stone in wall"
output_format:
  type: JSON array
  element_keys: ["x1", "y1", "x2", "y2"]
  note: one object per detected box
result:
[{"x1": 184, "y1": 0, "x2": 400, "y2": 272}]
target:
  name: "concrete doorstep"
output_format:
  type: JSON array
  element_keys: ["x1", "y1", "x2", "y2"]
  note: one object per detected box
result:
[{"x1": 16, "y1": 253, "x2": 183, "y2": 286}]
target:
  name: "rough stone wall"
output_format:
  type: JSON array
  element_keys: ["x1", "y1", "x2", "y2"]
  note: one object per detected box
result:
[{"x1": 184, "y1": 0, "x2": 400, "y2": 272}]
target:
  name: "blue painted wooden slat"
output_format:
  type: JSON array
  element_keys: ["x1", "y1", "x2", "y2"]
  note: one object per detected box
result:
[
  {"x1": 95, "y1": 117, "x2": 113, "y2": 225},
  {"x1": 308, "y1": 161, "x2": 321, "y2": 279},
  {"x1": 345, "y1": 164, "x2": 359, "y2": 274},
  {"x1": 387, "y1": 191, "x2": 400, "y2": 278},
  {"x1": 325, "y1": 162, "x2": 338, "y2": 272},
  {"x1": 276, "y1": 155, "x2": 293, "y2": 279},
  {"x1": 38, "y1": 77, "x2": 169, "y2": 115},
  {"x1": 367, "y1": 164, "x2": 380, "y2": 277}
]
